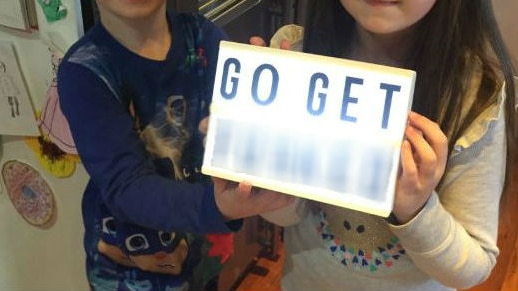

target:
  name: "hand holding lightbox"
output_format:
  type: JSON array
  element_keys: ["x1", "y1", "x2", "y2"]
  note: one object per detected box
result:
[
  {"x1": 202, "y1": 41, "x2": 417, "y2": 217},
  {"x1": 199, "y1": 116, "x2": 295, "y2": 221},
  {"x1": 393, "y1": 111, "x2": 448, "y2": 223}
]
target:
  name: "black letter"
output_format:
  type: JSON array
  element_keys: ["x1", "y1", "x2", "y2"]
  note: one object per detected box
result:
[
  {"x1": 341, "y1": 77, "x2": 363, "y2": 122},
  {"x1": 220, "y1": 58, "x2": 241, "y2": 99},
  {"x1": 379, "y1": 83, "x2": 401, "y2": 129},
  {"x1": 252, "y1": 64, "x2": 278, "y2": 106},
  {"x1": 307, "y1": 73, "x2": 329, "y2": 115}
]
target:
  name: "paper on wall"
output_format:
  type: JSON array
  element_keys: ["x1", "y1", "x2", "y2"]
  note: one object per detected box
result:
[
  {"x1": 0, "y1": 40, "x2": 39, "y2": 136},
  {"x1": 0, "y1": 0, "x2": 36, "y2": 31}
]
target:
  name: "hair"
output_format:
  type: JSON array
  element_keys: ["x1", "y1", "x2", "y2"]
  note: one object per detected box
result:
[{"x1": 303, "y1": 0, "x2": 516, "y2": 181}]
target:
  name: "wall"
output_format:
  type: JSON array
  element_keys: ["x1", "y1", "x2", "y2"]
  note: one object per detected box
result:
[
  {"x1": 493, "y1": 0, "x2": 518, "y2": 67},
  {"x1": 0, "y1": 0, "x2": 90, "y2": 290}
]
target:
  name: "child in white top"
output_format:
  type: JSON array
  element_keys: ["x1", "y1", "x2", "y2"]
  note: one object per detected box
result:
[{"x1": 257, "y1": 0, "x2": 516, "y2": 290}]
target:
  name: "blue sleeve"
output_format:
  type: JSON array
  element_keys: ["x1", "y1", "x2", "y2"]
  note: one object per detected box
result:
[{"x1": 57, "y1": 61, "x2": 239, "y2": 234}]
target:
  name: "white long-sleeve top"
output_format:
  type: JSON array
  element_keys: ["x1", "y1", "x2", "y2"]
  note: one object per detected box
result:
[{"x1": 262, "y1": 25, "x2": 507, "y2": 291}]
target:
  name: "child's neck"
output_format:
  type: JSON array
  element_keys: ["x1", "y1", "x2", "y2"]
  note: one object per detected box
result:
[
  {"x1": 101, "y1": 9, "x2": 171, "y2": 61},
  {"x1": 349, "y1": 25, "x2": 415, "y2": 68}
]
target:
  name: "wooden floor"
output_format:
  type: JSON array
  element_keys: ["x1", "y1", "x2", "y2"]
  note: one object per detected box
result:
[
  {"x1": 235, "y1": 156, "x2": 518, "y2": 291},
  {"x1": 236, "y1": 246, "x2": 283, "y2": 291}
]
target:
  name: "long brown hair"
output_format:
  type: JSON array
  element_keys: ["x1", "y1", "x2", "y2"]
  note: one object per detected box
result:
[{"x1": 303, "y1": 0, "x2": 516, "y2": 177}]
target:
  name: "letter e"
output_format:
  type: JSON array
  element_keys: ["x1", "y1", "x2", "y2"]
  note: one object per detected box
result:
[{"x1": 341, "y1": 77, "x2": 363, "y2": 123}]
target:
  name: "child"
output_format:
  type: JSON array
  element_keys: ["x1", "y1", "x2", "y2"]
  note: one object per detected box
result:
[
  {"x1": 258, "y1": 0, "x2": 516, "y2": 290},
  {"x1": 57, "y1": 1, "x2": 293, "y2": 290}
]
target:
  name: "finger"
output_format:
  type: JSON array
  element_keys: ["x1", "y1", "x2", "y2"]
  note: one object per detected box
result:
[
  {"x1": 408, "y1": 112, "x2": 448, "y2": 165},
  {"x1": 250, "y1": 189, "x2": 294, "y2": 212},
  {"x1": 198, "y1": 117, "x2": 209, "y2": 135},
  {"x1": 400, "y1": 139, "x2": 418, "y2": 182},
  {"x1": 405, "y1": 125, "x2": 437, "y2": 175},
  {"x1": 212, "y1": 177, "x2": 228, "y2": 194},
  {"x1": 280, "y1": 39, "x2": 291, "y2": 50},
  {"x1": 235, "y1": 181, "x2": 253, "y2": 200},
  {"x1": 258, "y1": 188, "x2": 295, "y2": 203},
  {"x1": 268, "y1": 193, "x2": 296, "y2": 210},
  {"x1": 249, "y1": 36, "x2": 266, "y2": 47}
]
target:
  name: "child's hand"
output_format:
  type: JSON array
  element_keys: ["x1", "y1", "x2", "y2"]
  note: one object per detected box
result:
[
  {"x1": 249, "y1": 36, "x2": 292, "y2": 50},
  {"x1": 250, "y1": 25, "x2": 303, "y2": 50},
  {"x1": 97, "y1": 240, "x2": 136, "y2": 268},
  {"x1": 249, "y1": 36, "x2": 267, "y2": 47},
  {"x1": 198, "y1": 117, "x2": 209, "y2": 146},
  {"x1": 393, "y1": 111, "x2": 448, "y2": 223},
  {"x1": 213, "y1": 177, "x2": 295, "y2": 221}
]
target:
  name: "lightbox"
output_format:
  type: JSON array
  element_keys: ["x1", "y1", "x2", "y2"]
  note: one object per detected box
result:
[{"x1": 202, "y1": 41, "x2": 416, "y2": 217}]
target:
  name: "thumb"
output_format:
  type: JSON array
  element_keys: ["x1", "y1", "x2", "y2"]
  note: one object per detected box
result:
[
  {"x1": 198, "y1": 117, "x2": 209, "y2": 135},
  {"x1": 235, "y1": 181, "x2": 253, "y2": 200},
  {"x1": 249, "y1": 36, "x2": 267, "y2": 47},
  {"x1": 212, "y1": 177, "x2": 227, "y2": 194}
]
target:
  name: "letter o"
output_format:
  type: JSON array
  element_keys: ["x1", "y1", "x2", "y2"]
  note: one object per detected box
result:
[{"x1": 251, "y1": 64, "x2": 279, "y2": 106}]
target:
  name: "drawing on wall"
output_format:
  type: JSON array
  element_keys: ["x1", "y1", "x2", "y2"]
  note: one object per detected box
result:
[
  {"x1": 26, "y1": 47, "x2": 80, "y2": 178},
  {"x1": 1, "y1": 160, "x2": 56, "y2": 228},
  {"x1": 0, "y1": 136, "x2": 2, "y2": 194},
  {"x1": 38, "y1": 49, "x2": 77, "y2": 155},
  {"x1": 0, "y1": 0, "x2": 37, "y2": 31},
  {"x1": 25, "y1": 136, "x2": 79, "y2": 178},
  {"x1": 0, "y1": 40, "x2": 39, "y2": 136},
  {"x1": 37, "y1": 0, "x2": 67, "y2": 23}
]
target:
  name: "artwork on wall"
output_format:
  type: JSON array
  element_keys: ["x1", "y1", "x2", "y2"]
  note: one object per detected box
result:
[
  {"x1": 24, "y1": 47, "x2": 80, "y2": 178},
  {"x1": 1, "y1": 160, "x2": 56, "y2": 228},
  {"x1": 0, "y1": 40, "x2": 39, "y2": 136},
  {"x1": 38, "y1": 48, "x2": 77, "y2": 155},
  {"x1": 36, "y1": 0, "x2": 67, "y2": 23},
  {"x1": 0, "y1": 0, "x2": 37, "y2": 31}
]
